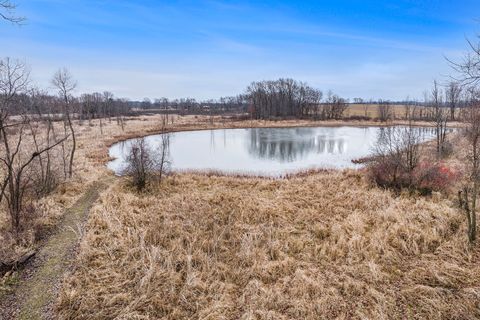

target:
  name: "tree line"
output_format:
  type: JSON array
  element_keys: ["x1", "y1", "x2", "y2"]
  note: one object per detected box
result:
[
  {"x1": 245, "y1": 78, "x2": 348, "y2": 120},
  {"x1": 138, "y1": 96, "x2": 248, "y2": 115}
]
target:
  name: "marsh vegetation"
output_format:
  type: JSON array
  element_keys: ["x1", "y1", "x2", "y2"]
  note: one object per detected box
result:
[{"x1": 2, "y1": 2, "x2": 480, "y2": 318}]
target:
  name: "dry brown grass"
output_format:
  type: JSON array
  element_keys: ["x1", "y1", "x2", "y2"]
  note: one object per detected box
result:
[
  {"x1": 56, "y1": 171, "x2": 480, "y2": 319},
  {"x1": 0, "y1": 112, "x2": 474, "y2": 319},
  {"x1": 346, "y1": 104, "x2": 411, "y2": 119},
  {"x1": 1, "y1": 114, "x2": 234, "y2": 261}
]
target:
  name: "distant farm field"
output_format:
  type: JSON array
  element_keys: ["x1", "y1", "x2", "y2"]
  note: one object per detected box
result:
[{"x1": 346, "y1": 104, "x2": 413, "y2": 119}]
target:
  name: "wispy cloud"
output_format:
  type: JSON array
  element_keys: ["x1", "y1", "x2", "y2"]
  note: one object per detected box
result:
[{"x1": 1, "y1": 0, "x2": 478, "y2": 101}]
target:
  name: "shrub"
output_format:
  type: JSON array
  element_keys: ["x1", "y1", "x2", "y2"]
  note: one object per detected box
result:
[
  {"x1": 367, "y1": 124, "x2": 459, "y2": 195},
  {"x1": 440, "y1": 140, "x2": 454, "y2": 158},
  {"x1": 122, "y1": 136, "x2": 170, "y2": 191},
  {"x1": 367, "y1": 160, "x2": 459, "y2": 194},
  {"x1": 368, "y1": 156, "x2": 403, "y2": 189},
  {"x1": 414, "y1": 162, "x2": 460, "y2": 195}
]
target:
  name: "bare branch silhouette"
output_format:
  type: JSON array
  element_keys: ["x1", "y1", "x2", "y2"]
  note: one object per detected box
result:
[{"x1": 0, "y1": 1, "x2": 25, "y2": 24}]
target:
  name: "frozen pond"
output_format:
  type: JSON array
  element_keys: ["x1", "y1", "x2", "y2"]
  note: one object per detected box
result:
[{"x1": 107, "y1": 126, "x2": 436, "y2": 177}]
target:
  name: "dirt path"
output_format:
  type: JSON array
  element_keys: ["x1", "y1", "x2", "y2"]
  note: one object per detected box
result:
[{"x1": 0, "y1": 178, "x2": 110, "y2": 320}]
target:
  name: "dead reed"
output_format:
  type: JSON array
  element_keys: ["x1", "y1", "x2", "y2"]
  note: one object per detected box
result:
[{"x1": 56, "y1": 171, "x2": 479, "y2": 319}]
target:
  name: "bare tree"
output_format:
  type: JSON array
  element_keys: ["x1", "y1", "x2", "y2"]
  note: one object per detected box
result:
[
  {"x1": 92, "y1": 92, "x2": 103, "y2": 134},
  {"x1": 449, "y1": 35, "x2": 480, "y2": 86},
  {"x1": 323, "y1": 92, "x2": 348, "y2": 120},
  {"x1": 28, "y1": 89, "x2": 62, "y2": 196},
  {"x1": 403, "y1": 97, "x2": 413, "y2": 120},
  {"x1": 103, "y1": 91, "x2": 114, "y2": 122},
  {"x1": 378, "y1": 100, "x2": 392, "y2": 122},
  {"x1": 123, "y1": 120, "x2": 171, "y2": 191},
  {"x1": 459, "y1": 101, "x2": 480, "y2": 243},
  {"x1": 430, "y1": 80, "x2": 449, "y2": 157},
  {"x1": 369, "y1": 122, "x2": 423, "y2": 190},
  {"x1": 0, "y1": 58, "x2": 67, "y2": 235},
  {"x1": 123, "y1": 134, "x2": 170, "y2": 191},
  {"x1": 448, "y1": 30, "x2": 480, "y2": 242},
  {"x1": 0, "y1": 0, "x2": 25, "y2": 24},
  {"x1": 0, "y1": 58, "x2": 30, "y2": 211},
  {"x1": 445, "y1": 81, "x2": 462, "y2": 121},
  {"x1": 141, "y1": 98, "x2": 152, "y2": 110},
  {"x1": 246, "y1": 79, "x2": 324, "y2": 119},
  {"x1": 157, "y1": 130, "x2": 170, "y2": 182},
  {"x1": 114, "y1": 98, "x2": 128, "y2": 131},
  {"x1": 123, "y1": 138, "x2": 151, "y2": 191},
  {"x1": 52, "y1": 68, "x2": 77, "y2": 178}
]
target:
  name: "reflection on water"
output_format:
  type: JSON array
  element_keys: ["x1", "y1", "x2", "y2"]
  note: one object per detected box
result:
[
  {"x1": 375, "y1": 126, "x2": 448, "y2": 149},
  {"x1": 247, "y1": 128, "x2": 345, "y2": 162},
  {"x1": 107, "y1": 126, "x2": 436, "y2": 176}
]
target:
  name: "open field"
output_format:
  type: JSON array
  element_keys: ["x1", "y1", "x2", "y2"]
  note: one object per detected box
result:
[
  {"x1": 55, "y1": 171, "x2": 480, "y2": 319},
  {"x1": 346, "y1": 104, "x2": 410, "y2": 119},
  {"x1": 0, "y1": 113, "x2": 476, "y2": 319},
  {"x1": 346, "y1": 104, "x2": 463, "y2": 120}
]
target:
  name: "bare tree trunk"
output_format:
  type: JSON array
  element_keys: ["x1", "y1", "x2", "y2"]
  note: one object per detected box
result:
[
  {"x1": 66, "y1": 110, "x2": 76, "y2": 178},
  {"x1": 52, "y1": 68, "x2": 77, "y2": 178}
]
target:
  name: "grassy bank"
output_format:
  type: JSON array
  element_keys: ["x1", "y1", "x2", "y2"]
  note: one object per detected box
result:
[{"x1": 56, "y1": 171, "x2": 479, "y2": 319}]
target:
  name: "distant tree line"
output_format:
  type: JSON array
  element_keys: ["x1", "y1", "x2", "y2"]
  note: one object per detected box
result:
[
  {"x1": 138, "y1": 95, "x2": 249, "y2": 115},
  {"x1": 8, "y1": 75, "x2": 477, "y2": 127},
  {"x1": 245, "y1": 78, "x2": 349, "y2": 120}
]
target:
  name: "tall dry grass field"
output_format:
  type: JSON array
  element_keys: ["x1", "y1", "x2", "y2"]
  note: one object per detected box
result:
[
  {"x1": 0, "y1": 113, "x2": 395, "y2": 262},
  {"x1": 0, "y1": 114, "x2": 254, "y2": 261},
  {"x1": 0, "y1": 113, "x2": 470, "y2": 318},
  {"x1": 57, "y1": 171, "x2": 479, "y2": 319}
]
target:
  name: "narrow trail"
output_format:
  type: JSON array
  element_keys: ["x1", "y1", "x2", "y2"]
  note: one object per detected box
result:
[{"x1": 0, "y1": 178, "x2": 111, "y2": 320}]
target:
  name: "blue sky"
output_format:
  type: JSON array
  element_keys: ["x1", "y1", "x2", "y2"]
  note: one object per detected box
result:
[{"x1": 1, "y1": 0, "x2": 479, "y2": 100}]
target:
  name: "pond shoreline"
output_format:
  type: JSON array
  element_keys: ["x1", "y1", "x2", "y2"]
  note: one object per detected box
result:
[
  {"x1": 104, "y1": 118, "x2": 461, "y2": 154},
  {"x1": 107, "y1": 122, "x2": 439, "y2": 178}
]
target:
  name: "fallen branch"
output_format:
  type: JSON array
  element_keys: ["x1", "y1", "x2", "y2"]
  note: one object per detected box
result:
[{"x1": 0, "y1": 250, "x2": 36, "y2": 275}]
